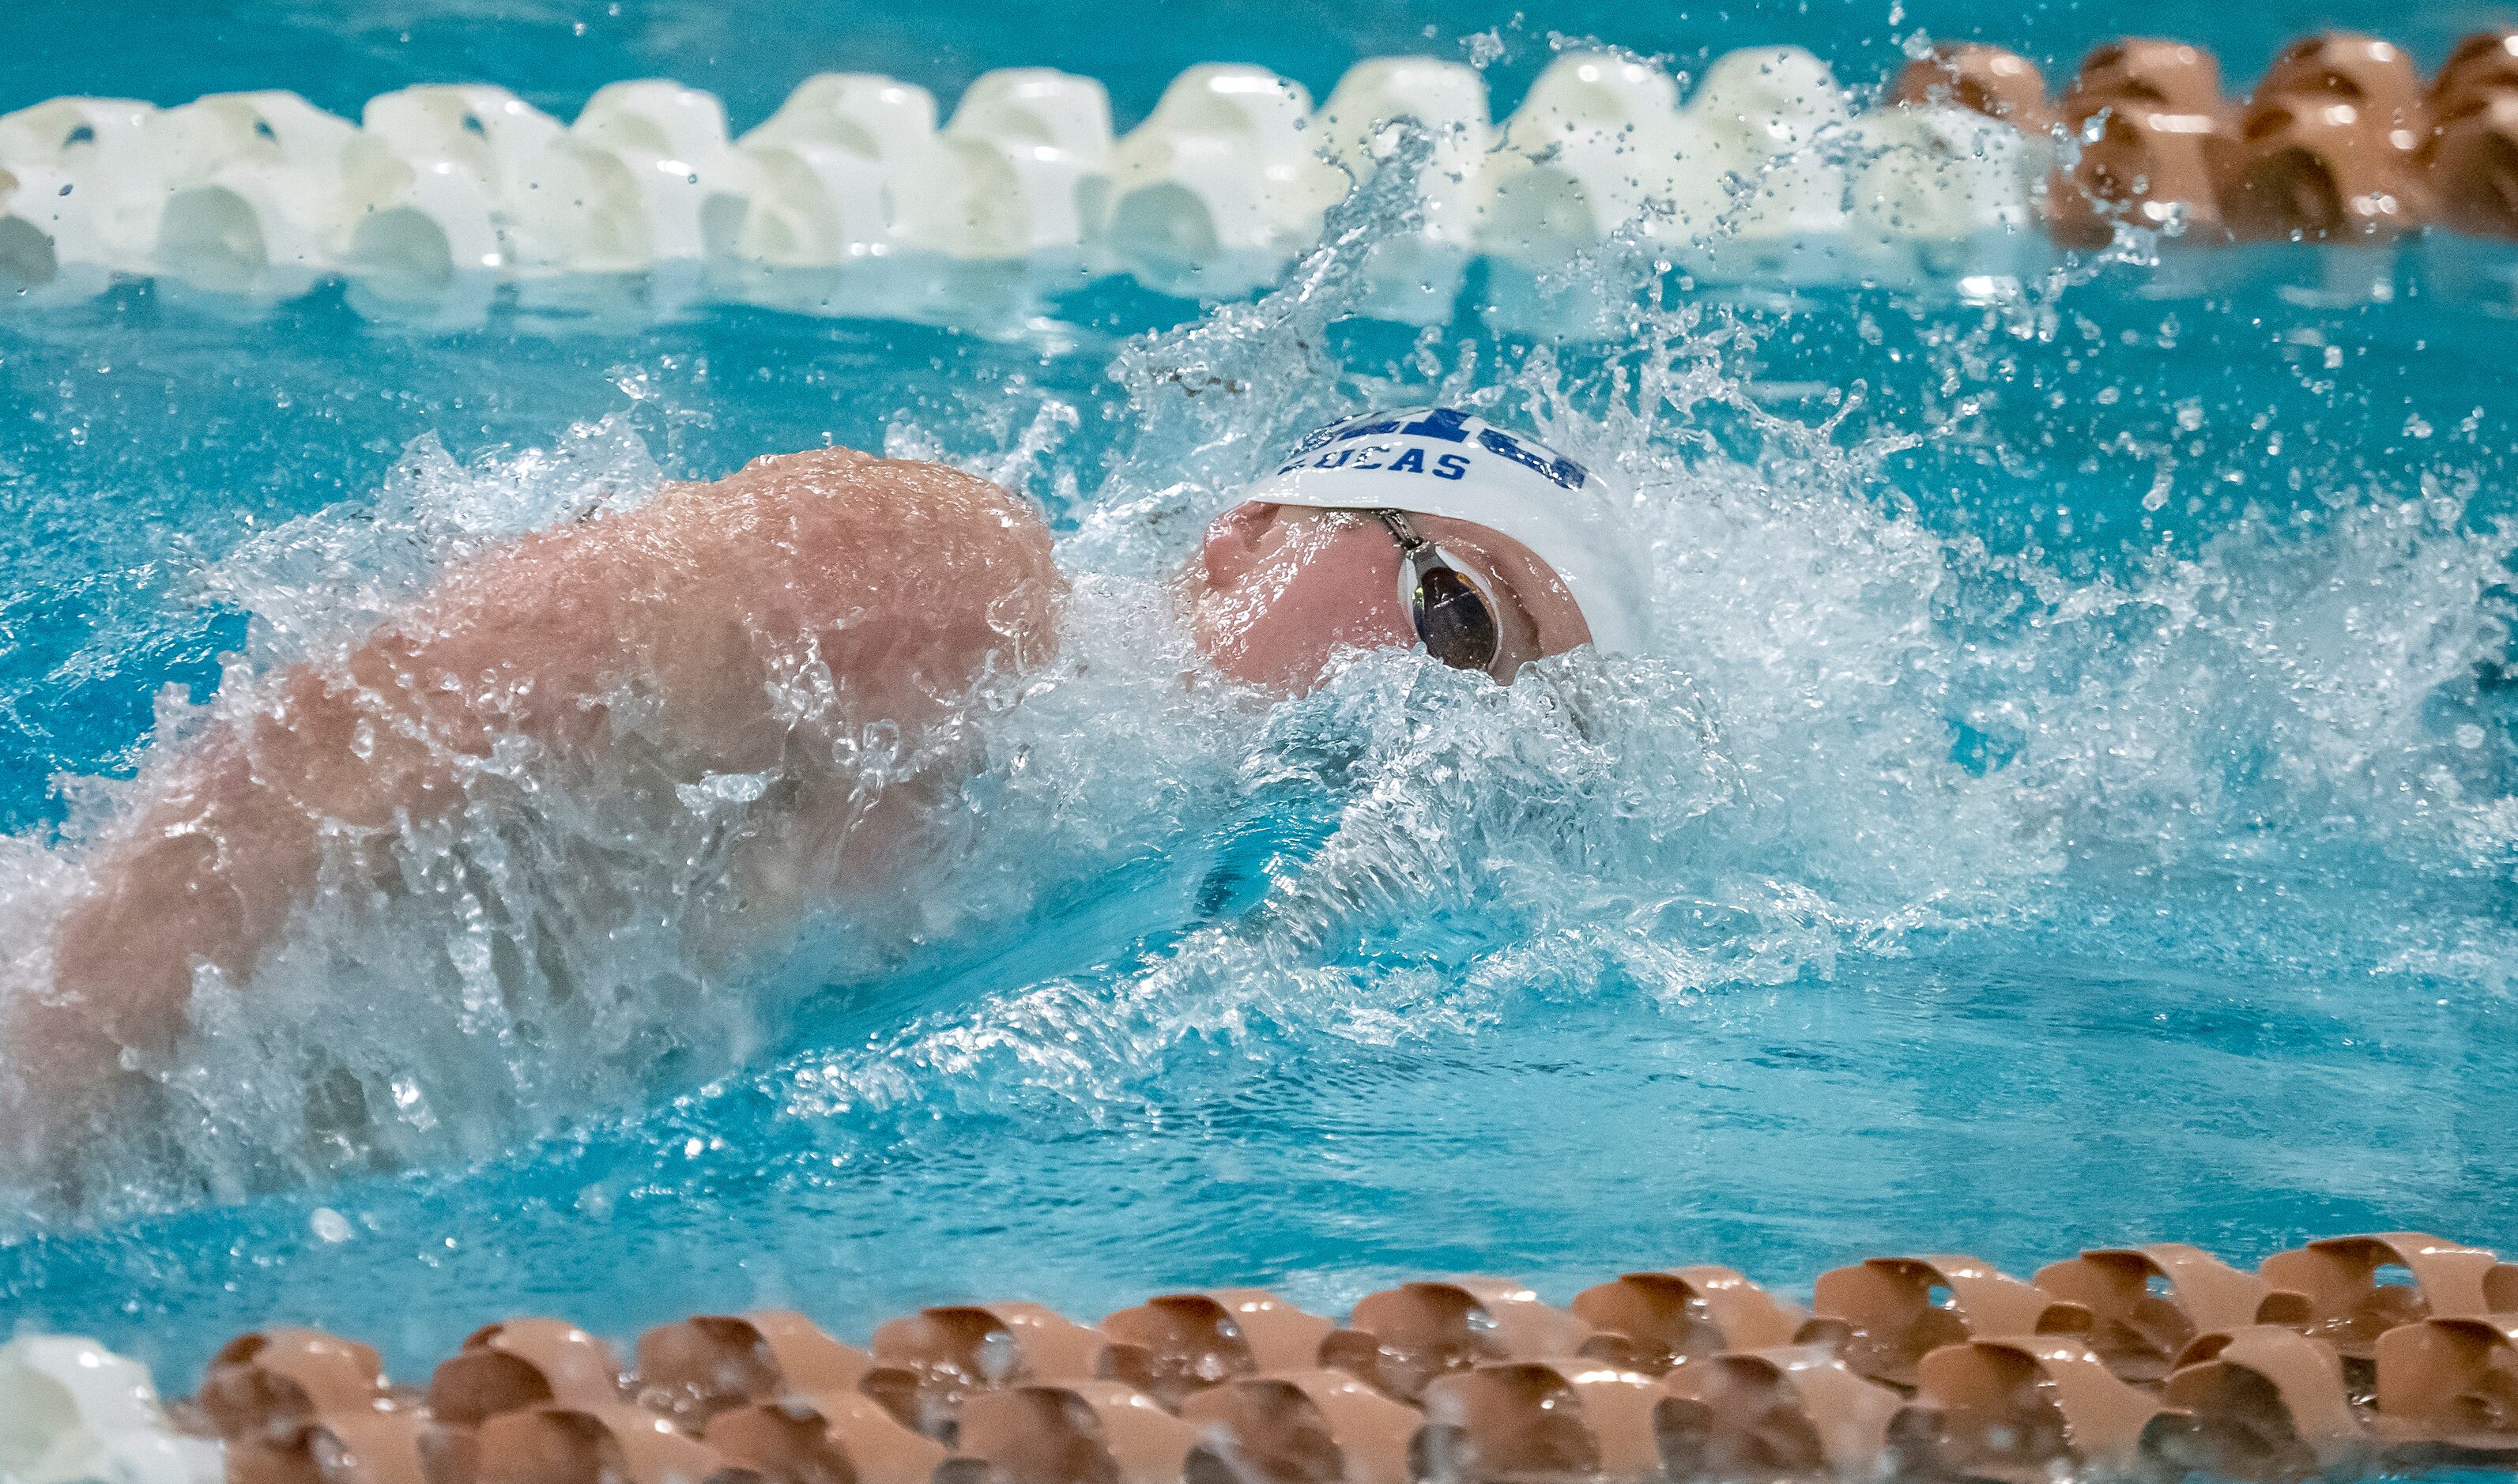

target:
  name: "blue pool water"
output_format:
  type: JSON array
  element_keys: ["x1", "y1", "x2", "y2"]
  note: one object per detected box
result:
[{"x1": 6, "y1": 0, "x2": 2518, "y2": 1397}]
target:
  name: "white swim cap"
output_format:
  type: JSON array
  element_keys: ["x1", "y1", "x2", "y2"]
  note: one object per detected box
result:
[{"x1": 1236, "y1": 407, "x2": 1653, "y2": 657}]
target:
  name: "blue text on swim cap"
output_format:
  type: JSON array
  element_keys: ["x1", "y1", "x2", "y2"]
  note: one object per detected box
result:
[{"x1": 1278, "y1": 409, "x2": 1588, "y2": 491}]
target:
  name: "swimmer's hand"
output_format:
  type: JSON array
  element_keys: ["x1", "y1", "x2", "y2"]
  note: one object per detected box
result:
[{"x1": 6, "y1": 447, "x2": 1064, "y2": 1180}]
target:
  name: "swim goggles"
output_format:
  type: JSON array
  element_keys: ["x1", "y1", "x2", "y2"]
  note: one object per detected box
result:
[{"x1": 1377, "y1": 509, "x2": 1502, "y2": 674}]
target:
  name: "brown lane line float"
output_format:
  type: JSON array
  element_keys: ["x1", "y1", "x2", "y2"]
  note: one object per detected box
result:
[
  {"x1": 158, "y1": 1225, "x2": 2518, "y2": 1482},
  {"x1": 1890, "y1": 44, "x2": 2055, "y2": 133}
]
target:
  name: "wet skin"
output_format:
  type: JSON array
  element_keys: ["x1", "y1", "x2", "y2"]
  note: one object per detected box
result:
[
  {"x1": 6, "y1": 450, "x2": 1594, "y2": 1170},
  {"x1": 13, "y1": 447, "x2": 1060, "y2": 1162},
  {"x1": 1185, "y1": 500, "x2": 1594, "y2": 693}
]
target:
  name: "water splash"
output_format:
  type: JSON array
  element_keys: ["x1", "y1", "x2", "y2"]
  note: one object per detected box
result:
[
  {"x1": 0, "y1": 150, "x2": 2512, "y2": 1239},
  {"x1": 765, "y1": 252, "x2": 2518, "y2": 1154}
]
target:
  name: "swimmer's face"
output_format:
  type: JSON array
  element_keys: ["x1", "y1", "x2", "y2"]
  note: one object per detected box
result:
[{"x1": 1183, "y1": 502, "x2": 1593, "y2": 695}]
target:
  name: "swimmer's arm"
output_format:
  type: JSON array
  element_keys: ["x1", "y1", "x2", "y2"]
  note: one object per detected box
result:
[
  {"x1": 27, "y1": 447, "x2": 1062, "y2": 1076},
  {"x1": 33, "y1": 525, "x2": 651, "y2": 1068}
]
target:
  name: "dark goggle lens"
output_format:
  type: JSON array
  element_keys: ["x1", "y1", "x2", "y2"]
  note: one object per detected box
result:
[{"x1": 1412, "y1": 564, "x2": 1502, "y2": 672}]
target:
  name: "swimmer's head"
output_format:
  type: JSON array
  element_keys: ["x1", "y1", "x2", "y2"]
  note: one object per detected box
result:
[{"x1": 1182, "y1": 408, "x2": 1650, "y2": 694}]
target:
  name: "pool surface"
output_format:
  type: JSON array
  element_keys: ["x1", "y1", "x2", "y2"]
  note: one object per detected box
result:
[{"x1": 4, "y1": 0, "x2": 2518, "y2": 1398}]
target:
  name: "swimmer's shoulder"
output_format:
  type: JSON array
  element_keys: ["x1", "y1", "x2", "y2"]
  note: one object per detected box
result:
[
  {"x1": 649, "y1": 445, "x2": 1065, "y2": 648},
  {"x1": 664, "y1": 445, "x2": 1050, "y2": 554}
]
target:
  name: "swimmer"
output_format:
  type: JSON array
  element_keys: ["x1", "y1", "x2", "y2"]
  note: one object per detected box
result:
[{"x1": 3, "y1": 408, "x2": 1646, "y2": 1185}]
